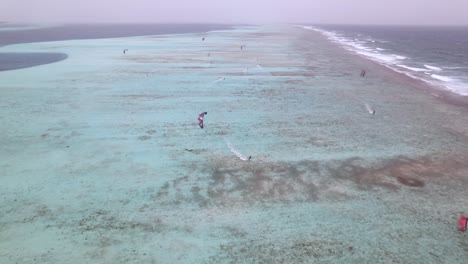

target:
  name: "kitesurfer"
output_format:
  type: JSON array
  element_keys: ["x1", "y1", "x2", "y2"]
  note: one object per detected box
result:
[
  {"x1": 198, "y1": 112, "x2": 207, "y2": 129},
  {"x1": 360, "y1": 69, "x2": 366, "y2": 77},
  {"x1": 123, "y1": 49, "x2": 128, "y2": 54},
  {"x1": 364, "y1": 103, "x2": 375, "y2": 115},
  {"x1": 459, "y1": 215, "x2": 467, "y2": 231}
]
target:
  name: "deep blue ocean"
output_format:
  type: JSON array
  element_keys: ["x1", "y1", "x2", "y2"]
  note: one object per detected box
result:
[
  {"x1": 0, "y1": 24, "x2": 232, "y2": 46},
  {"x1": 308, "y1": 25, "x2": 468, "y2": 96},
  {"x1": 0, "y1": 23, "x2": 232, "y2": 71}
]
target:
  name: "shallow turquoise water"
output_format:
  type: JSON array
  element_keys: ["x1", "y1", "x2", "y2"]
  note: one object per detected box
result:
[{"x1": 1, "y1": 25, "x2": 468, "y2": 263}]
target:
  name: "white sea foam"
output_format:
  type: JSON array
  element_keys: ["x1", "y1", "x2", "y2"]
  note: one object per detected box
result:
[
  {"x1": 364, "y1": 103, "x2": 375, "y2": 115},
  {"x1": 425, "y1": 75, "x2": 468, "y2": 95},
  {"x1": 300, "y1": 25, "x2": 468, "y2": 96},
  {"x1": 355, "y1": 50, "x2": 405, "y2": 64},
  {"x1": 224, "y1": 138, "x2": 250, "y2": 161},
  {"x1": 424, "y1": 64, "x2": 442, "y2": 71},
  {"x1": 431, "y1": 74, "x2": 453, "y2": 82},
  {"x1": 395, "y1": 71, "x2": 468, "y2": 96},
  {"x1": 444, "y1": 66, "x2": 467, "y2": 70},
  {"x1": 0, "y1": 24, "x2": 54, "y2": 32},
  {"x1": 298, "y1": 25, "x2": 315, "y2": 31},
  {"x1": 430, "y1": 79, "x2": 468, "y2": 95},
  {"x1": 209, "y1": 77, "x2": 225, "y2": 86},
  {"x1": 301, "y1": 26, "x2": 407, "y2": 65},
  {"x1": 396, "y1": 64, "x2": 427, "y2": 72},
  {"x1": 446, "y1": 84, "x2": 468, "y2": 96}
]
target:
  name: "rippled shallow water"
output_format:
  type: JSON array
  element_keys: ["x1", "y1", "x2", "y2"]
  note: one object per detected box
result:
[{"x1": 1, "y1": 25, "x2": 467, "y2": 263}]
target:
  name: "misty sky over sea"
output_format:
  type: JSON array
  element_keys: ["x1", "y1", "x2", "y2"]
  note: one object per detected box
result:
[{"x1": 2, "y1": 0, "x2": 468, "y2": 25}]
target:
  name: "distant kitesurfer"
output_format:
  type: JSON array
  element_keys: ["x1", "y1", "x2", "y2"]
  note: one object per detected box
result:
[
  {"x1": 364, "y1": 103, "x2": 375, "y2": 115},
  {"x1": 459, "y1": 215, "x2": 467, "y2": 231},
  {"x1": 202, "y1": 37, "x2": 205, "y2": 41},
  {"x1": 210, "y1": 77, "x2": 225, "y2": 86},
  {"x1": 123, "y1": 49, "x2": 128, "y2": 54},
  {"x1": 360, "y1": 69, "x2": 366, "y2": 77},
  {"x1": 224, "y1": 138, "x2": 251, "y2": 161},
  {"x1": 198, "y1": 112, "x2": 207, "y2": 129}
]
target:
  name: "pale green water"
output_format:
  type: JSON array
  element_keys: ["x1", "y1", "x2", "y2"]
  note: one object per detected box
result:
[{"x1": 1, "y1": 25, "x2": 468, "y2": 263}]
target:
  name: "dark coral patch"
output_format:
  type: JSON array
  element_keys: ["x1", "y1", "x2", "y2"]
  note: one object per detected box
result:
[{"x1": 396, "y1": 176, "x2": 425, "y2": 187}]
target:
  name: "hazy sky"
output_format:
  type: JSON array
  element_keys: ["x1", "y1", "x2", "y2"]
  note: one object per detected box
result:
[{"x1": 2, "y1": 0, "x2": 468, "y2": 25}]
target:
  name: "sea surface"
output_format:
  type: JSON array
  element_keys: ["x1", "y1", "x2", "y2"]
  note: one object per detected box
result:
[
  {"x1": 0, "y1": 23, "x2": 232, "y2": 71},
  {"x1": 1, "y1": 24, "x2": 468, "y2": 263},
  {"x1": 304, "y1": 25, "x2": 468, "y2": 96}
]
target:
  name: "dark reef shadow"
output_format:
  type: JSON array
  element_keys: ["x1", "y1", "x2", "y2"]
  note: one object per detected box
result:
[{"x1": 0, "y1": 52, "x2": 68, "y2": 71}]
